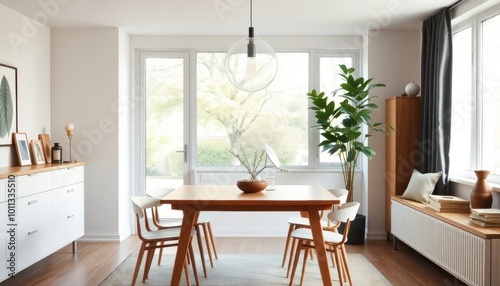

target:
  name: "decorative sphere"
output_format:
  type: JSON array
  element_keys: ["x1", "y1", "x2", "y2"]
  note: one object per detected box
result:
[
  {"x1": 405, "y1": 82, "x2": 420, "y2": 96},
  {"x1": 225, "y1": 37, "x2": 278, "y2": 92},
  {"x1": 65, "y1": 123, "x2": 74, "y2": 131}
]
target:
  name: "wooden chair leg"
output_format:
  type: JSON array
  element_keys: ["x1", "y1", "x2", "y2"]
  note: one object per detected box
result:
[
  {"x1": 143, "y1": 243, "x2": 156, "y2": 282},
  {"x1": 157, "y1": 241, "x2": 164, "y2": 265},
  {"x1": 282, "y1": 224, "x2": 295, "y2": 267},
  {"x1": 195, "y1": 224, "x2": 208, "y2": 277},
  {"x1": 286, "y1": 237, "x2": 298, "y2": 278},
  {"x1": 333, "y1": 246, "x2": 344, "y2": 286},
  {"x1": 289, "y1": 239, "x2": 303, "y2": 286},
  {"x1": 189, "y1": 242, "x2": 200, "y2": 286},
  {"x1": 183, "y1": 260, "x2": 191, "y2": 286},
  {"x1": 206, "y1": 221, "x2": 218, "y2": 259},
  {"x1": 201, "y1": 222, "x2": 215, "y2": 267},
  {"x1": 131, "y1": 243, "x2": 146, "y2": 286},
  {"x1": 299, "y1": 245, "x2": 310, "y2": 286},
  {"x1": 340, "y1": 245, "x2": 353, "y2": 285}
]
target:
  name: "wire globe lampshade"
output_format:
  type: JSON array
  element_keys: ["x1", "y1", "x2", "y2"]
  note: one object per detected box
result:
[{"x1": 225, "y1": 36, "x2": 278, "y2": 92}]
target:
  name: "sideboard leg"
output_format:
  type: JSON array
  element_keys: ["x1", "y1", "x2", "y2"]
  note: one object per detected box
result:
[
  {"x1": 392, "y1": 236, "x2": 398, "y2": 250},
  {"x1": 72, "y1": 241, "x2": 78, "y2": 253}
]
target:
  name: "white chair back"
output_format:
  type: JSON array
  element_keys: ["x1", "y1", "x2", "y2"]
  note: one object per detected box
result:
[
  {"x1": 327, "y1": 201, "x2": 359, "y2": 223},
  {"x1": 145, "y1": 188, "x2": 175, "y2": 199}
]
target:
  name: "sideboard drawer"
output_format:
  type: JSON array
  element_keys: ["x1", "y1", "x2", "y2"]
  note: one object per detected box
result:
[
  {"x1": 17, "y1": 191, "x2": 53, "y2": 270},
  {"x1": 52, "y1": 166, "x2": 84, "y2": 189},
  {"x1": 17, "y1": 172, "x2": 52, "y2": 198},
  {"x1": 53, "y1": 182, "x2": 84, "y2": 251}
]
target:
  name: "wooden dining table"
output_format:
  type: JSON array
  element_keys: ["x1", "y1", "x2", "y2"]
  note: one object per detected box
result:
[{"x1": 160, "y1": 184, "x2": 340, "y2": 286}]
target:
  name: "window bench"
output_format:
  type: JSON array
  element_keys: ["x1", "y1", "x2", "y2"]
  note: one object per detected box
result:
[{"x1": 391, "y1": 196, "x2": 500, "y2": 286}]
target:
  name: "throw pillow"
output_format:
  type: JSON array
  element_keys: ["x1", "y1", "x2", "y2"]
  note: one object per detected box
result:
[{"x1": 401, "y1": 169, "x2": 443, "y2": 203}]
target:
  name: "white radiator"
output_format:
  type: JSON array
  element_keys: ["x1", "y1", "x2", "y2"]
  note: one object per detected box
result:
[{"x1": 392, "y1": 200, "x2": 491, "y2": 286}]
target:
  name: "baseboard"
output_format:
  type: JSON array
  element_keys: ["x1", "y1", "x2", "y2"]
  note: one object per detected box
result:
[
  {"x1": 79, "y1": 232, "x2": 124, "y2": 242},
  {"x1": 366, "y1": 229, "x2": 387, "y2": 240}
]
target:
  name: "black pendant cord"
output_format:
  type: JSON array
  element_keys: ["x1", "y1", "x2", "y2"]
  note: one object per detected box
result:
[{"x1": 250, "y1": 0, "x2": 253, "y2": 28}]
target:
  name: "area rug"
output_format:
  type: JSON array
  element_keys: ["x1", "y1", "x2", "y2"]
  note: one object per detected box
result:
[{"x1": 100, "y1": 253, "x2": 391, "y2": 286}]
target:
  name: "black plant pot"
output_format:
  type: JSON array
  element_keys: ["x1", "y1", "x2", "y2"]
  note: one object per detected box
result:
[{"x1": 338, "y1": 213, "x2": 366, "y2": 245}]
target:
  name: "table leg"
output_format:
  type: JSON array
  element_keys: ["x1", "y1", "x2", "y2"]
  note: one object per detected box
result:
[
  {"x1": 170, "y1": 207, "x2": 199, "y2": 286},
  {"x1": 307, "y1": 206, "x2": 332, "y2": 286}
]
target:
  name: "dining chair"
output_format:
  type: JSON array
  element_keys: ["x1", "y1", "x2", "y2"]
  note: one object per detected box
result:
[
  {"x1": 131, "y1": 196, "x2": 200, "y2": 286},
  {"x1": 282, "y1": 188, "x2": 348, "y2": 277},
  {"x1": 146, "y1": 188, "x2": 218, "y2": 277},
  {"x1": 288, "y1": 201, "x2": 360, "y2": 286}
]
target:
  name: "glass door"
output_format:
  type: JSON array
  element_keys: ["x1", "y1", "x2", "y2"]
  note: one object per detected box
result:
[{"x1": 139, "y1": 51, "x2": 190, "y2": 197}]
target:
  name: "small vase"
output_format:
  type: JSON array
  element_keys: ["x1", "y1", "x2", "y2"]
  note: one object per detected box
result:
[{"x1": 470, "y1": 170, "x2": 493, "y2": 209}]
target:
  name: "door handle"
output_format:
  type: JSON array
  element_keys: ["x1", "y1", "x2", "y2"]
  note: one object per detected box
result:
[{"x1": 175, "y1": 144, "x2": 188, "y2": 163}]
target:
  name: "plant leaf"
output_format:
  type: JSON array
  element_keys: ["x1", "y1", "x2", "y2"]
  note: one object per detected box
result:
[{"x1": 0, "y1": 75, "x2": 13, "y2": 138}]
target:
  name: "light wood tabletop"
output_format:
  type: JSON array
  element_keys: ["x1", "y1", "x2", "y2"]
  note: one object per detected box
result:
[{"x1": 161, "y1": 184, "x2": 340, "y2": 286}]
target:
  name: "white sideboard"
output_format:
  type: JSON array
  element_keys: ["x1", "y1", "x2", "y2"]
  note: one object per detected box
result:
[
  {"x1": 391, "y1": 196, "x2": 500, "y2": 286},
  {"x1": 0, "y1": 162, "x2": 85, "y2": 281}
]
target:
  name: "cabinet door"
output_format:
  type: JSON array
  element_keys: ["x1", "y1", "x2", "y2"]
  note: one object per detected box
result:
[
  {"x1": 53, "y1": 183, "x2": 84, "y2": 251},
  {"x1": 17, "y1": 191, "x2": 53, "y2": 270}
]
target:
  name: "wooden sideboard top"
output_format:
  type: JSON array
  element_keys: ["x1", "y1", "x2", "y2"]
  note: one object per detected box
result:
[
  {"x1": 0, "y1": 162, "x2": 85, "y2": 179},
  {"x1": 392, "y1": 196, "x2": 500, "y2": 239}
]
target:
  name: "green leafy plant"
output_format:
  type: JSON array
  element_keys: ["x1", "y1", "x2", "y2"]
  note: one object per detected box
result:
[{"x1": 308, "y1": 64, "x2": 390, "y2": 202}]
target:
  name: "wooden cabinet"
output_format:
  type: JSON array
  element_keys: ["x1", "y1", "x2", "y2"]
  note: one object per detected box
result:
[
  {"x1": 385, "y1": 96, "x2": 420, "y2": 232},
  {"x1": 0, "y1": 162, "x2": 85, "y2": 281}
]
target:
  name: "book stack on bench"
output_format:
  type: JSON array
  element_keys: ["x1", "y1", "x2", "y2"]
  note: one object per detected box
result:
[
  {"x1": 428, "y1": 195, "x2": 470, "y2": 213},
  {"x1": 470, "y1": 208, "x2": 500, "y2": 227}
]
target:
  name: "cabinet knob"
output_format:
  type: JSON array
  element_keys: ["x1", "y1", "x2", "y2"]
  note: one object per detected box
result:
[
  {"x1": 28, "y1": 200, "x2": 38, "y2": 205},
  {"x1": 67, "y1": 214, "x2": 75, "y2": 219},
  {"x1": 28, "y1": 229, "x2": 38, "y2": 235}
]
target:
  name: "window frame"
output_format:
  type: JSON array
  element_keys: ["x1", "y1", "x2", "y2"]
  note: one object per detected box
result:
[
  {"x1": 451, "y1": 3, "x2": 500, "y2": 184},
  {"x1": 136, "y1": 47, "x2": 361, "y2": 175}
]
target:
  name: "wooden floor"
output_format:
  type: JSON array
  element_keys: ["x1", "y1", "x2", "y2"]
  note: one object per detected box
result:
[{"x1": 0, "y1": 235, "x2": 465, "y2": 286}]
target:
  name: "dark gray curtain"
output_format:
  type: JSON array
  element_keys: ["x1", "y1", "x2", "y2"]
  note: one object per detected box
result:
[{"x1": 420, "y1": 8, "x2": 453, "y2": 195}]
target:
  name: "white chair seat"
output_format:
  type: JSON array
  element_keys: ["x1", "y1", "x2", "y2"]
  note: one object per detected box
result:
[
  {"x1": 158, "y1": 218, "x2": 183, "y2": 228},
  {"x1": 141, "y1": 227, "x2": 195, "y2": 241},
  {"x1": 287, "y1": 217, "x2": 329, "y2": 227},
  {"x1": 291, "y1": 228, "x2": 345, "y2": 244}
]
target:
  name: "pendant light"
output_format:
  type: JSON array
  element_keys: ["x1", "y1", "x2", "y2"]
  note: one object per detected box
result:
[{"x1": 224, "y1": 0, "x2": 278, "y2": 92}]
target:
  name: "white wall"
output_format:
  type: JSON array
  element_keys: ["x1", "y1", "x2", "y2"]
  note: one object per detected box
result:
[
  {"x1": 367, "y1": 30, "x2": 421, "y2": 239},
  {"x1": 0, "y1": 5, "x2": 50, "y2": 167},
  {"x1": 51, "y1": 27, "x2": 130, "y2": 241}
]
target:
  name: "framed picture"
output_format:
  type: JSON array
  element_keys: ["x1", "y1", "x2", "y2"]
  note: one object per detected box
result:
[
  {"x1": 13, "y1": 132, "x2": 31, "y2": 166},
  {"x1": 0, "y1": 63, "x2": 18, "y2": 146},
  {"x1": 39, "y1": 134, "x2": 52, "y2": 163},
  {"x1": 30, "y1": 140, "x2": 45, "y2": 165}
]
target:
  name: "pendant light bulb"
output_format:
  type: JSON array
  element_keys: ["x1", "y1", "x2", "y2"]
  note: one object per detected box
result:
[{"x1": 225, "y1": 1, "x2": 277, "y2": 92}]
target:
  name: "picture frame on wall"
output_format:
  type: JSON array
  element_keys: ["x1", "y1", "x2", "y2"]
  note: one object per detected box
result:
[
  {"x1": 13, "y1": 132, "x2": 31, "y2": 166},
  {"x1": 0, "y1": 63, "x2": 18, "y2": 146},
  {"x1": 39, "y1": 133, "x2": 52, "y2": 163},
  {"x1": 30, "y1": 140, "x2": 45, "y2": 165}
]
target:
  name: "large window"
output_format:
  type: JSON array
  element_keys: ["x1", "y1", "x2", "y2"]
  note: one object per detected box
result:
[
  {"x1": 196, "y1": 52, "x2": 309, "y2": 167},
  {"x1": 141, "y1": 49, "x2": 358, "y2": 182},
  {"x1": 451, "y1": 6, "x2": 500, "y2": 182}
]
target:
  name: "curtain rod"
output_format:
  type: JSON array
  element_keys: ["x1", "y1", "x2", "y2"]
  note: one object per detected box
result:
[
  {"x1": 423, "y1": 0, "x2": 466, "y2": 22},
  {"x1": 448, "y1": 0, "x2": 467, "y2": 10}
]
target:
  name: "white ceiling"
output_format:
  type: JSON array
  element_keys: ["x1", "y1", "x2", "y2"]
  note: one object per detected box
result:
[{"x1": 0, "y1": 0, "x2": 457, "y2": 36}]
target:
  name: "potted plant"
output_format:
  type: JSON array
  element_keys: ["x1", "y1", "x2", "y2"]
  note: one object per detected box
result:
[{"x1": 308, "y1": 64, "x2": 388, "y2": 243}]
